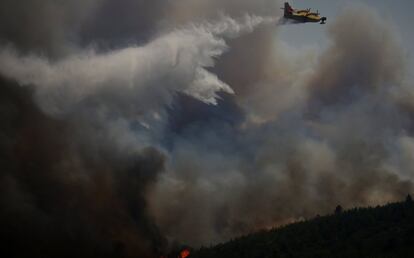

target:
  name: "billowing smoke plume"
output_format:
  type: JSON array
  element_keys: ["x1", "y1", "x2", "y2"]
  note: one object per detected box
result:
[
  {"x1": 0, "y1": 14, "x2": 275, "y2": 116},
  {"x1": 147, "y1": 5, "x2": 414, "y2": 245},
  {"x1": 1, "y1": 0, "x2": 413, "y2": 257}
]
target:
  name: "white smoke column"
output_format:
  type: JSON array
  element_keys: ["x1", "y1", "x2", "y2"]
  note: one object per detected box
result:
[{"x1": 0, "y1": 14, "x2": 277, "y2": 115}]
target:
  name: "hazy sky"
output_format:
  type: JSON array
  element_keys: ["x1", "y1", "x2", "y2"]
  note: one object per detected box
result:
[{"x1": 280, "y1": 0, "x2": 414, "y2": 70}]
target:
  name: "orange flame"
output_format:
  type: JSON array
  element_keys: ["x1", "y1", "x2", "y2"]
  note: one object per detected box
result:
[{"x1": 180, "y1": 249, "x2": 190, "y2": 258}]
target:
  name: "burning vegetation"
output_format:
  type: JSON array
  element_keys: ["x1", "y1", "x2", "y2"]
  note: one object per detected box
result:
[{"x1": 160, "y1": 248, "x2": 191, "y2": 258}]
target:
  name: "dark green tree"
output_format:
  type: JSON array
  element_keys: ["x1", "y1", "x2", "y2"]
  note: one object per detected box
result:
[
  {"x1": 335, "y1": 205, "x2": 343, "y2": 214},
  {"x1": 406, "y1": 194, "x2": 413, "y2": 203}
]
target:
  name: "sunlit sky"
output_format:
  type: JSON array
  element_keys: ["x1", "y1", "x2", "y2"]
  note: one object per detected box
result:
[{"x1": 279, "y1": 0, "x2": 414, "y2": 72}]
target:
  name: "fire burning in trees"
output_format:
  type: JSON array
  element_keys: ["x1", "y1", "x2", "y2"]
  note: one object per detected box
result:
[
  {"x1": 160, "y1": 248, "x2": 191, "y2": 258},
  {"x1": 180, "y1": 249, "x2": 190, "y2": 258}
]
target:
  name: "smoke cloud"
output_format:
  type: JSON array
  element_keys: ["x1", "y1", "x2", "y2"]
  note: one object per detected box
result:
[
  {"x1": 1, "y1": 0, "x2": 413, "y2": 256},
  {"x1": 148, "y1": 5, "x2": 414, "y2": 246},
  {"x1": 0, "y1": 14, "x2": 274, "y2": 115}
]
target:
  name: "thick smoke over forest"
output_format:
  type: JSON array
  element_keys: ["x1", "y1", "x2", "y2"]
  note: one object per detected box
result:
[{"x1": 1, "y1": 0, "x2": 413, "y2": 257}]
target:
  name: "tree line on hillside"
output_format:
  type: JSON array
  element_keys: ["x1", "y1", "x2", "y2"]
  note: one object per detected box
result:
[{"x1": 190, "y1": 196, "x2": 414, "y2": 258}]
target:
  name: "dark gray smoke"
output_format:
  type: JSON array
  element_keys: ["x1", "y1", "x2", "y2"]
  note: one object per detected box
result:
[
  {"x1": 0, "y1": 76, "x2": 167, "y2": 258},
  {"x1": 0, "y1": 0, "x2": 413, "y2": 256},
  {"x1": 0, "y1": 0, "x2": 103, "y2": 57},
  {"x1": 148, "y1": 5, "x2": 414, "y2": 245}
]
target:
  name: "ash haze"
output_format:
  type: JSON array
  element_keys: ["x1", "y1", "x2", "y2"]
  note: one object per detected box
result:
[{"x1": 1, "y1": 0, "x2": 414, "y2": 257}]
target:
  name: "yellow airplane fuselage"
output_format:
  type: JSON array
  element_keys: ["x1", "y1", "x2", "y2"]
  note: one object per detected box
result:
[{"x1": 288, "y1": 10, "x2": 325, "y2": 23}]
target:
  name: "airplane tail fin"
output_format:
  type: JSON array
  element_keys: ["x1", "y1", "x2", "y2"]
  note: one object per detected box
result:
[{"x1": 283, "y1": 2, "x2": 293, "y2": 17}]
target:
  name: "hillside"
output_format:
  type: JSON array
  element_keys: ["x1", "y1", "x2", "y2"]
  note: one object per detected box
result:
[{"x1": 190, "y1": 197, "x2": 414, "y2": 258}]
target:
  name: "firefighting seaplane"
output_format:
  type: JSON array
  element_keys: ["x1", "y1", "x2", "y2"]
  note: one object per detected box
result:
[{"x1": 282, "y1": 2, "x2": 327, "y2": 24}]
